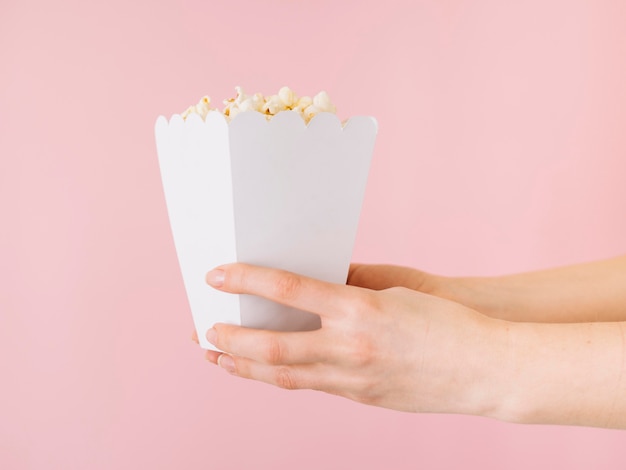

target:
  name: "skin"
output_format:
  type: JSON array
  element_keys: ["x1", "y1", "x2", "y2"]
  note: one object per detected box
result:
[{"x1": 192, "y1": 256, "x2": 626, "y2": 428}]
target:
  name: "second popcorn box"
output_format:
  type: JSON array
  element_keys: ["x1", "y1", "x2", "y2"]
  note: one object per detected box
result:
[{"x1": 155, "y1": 89, "x2": 377, "y2": 350}]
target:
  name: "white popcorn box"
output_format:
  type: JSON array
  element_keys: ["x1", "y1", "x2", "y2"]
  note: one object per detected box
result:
[{"x1": 155, "y1": 110, "x2": 377, "y2": 350}]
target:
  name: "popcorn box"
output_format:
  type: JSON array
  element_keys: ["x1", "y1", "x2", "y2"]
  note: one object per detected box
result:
[{"x1": 155, "y1": 110, "x2": 377, "y2": 350}]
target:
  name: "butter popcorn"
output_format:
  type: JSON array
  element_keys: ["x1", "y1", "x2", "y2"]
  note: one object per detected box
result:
[{"x1": 181, "y1": 86, "x2": 337, "y2": 123}]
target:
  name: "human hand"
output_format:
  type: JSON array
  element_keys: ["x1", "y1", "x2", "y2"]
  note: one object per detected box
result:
[
  {"x1": 347, "y1": 263, "x2": 442, "y2": 293},
  {"x1": 193, "y1": 263, "x2": 510, "y2": 418}
]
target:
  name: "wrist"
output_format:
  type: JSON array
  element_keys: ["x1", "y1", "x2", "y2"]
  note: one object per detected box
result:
[
  {"x1": 457, "y1": 315, "x2": 519, "y2": 421},
  {"x1": 498, "y1": 321, "x2": 626, "y2": 427}
]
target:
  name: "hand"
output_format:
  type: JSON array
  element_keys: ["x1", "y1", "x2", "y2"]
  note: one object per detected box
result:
[
  {"x1": 194, "y1": 263, "x2": 510, "y2": 418},
  {"x1": 347, "y1": 263, "x2": 476, "y2": 316},
  {"x1": 347, "y1": 263, "x2": 440, "y2": 293}
]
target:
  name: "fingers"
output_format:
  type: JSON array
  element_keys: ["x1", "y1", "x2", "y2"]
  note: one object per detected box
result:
[
  {"x1": 207, "y1": 323, "x2": 335, "y2": 365},
  {"x1": 204, "y1": 349, "x2": 221, "y2": 365},
  {"x1": 206, "y1": 263, "x2": 362, "y2": 318},
  {"x1": 215, "y1": 354, "x2": 336, "y2": 392},
  {"x1": 192, "y1": 330, "x2": 220, "y2": 363},
  {"x1": 197, "y1": 325, "x2": 342, "y2": 393},
  {"x1": 348, "y1": 263, "x2": 430, "y2": 291}
]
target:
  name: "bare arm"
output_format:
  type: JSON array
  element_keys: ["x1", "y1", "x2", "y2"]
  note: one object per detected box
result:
[
  {"x1": 348, "y1": 255, "x2": 626, "y2": 323},
  {"x1": 197, "y1": 263, "x2": 626, "y2": 429},
  {"x1": 505, "y1": 320, "x2": 626, "y2": 428}
]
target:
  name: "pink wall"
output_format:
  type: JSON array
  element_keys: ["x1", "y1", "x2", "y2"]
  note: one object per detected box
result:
[{"x1": 2, "y1": 0, "x2": 626, "y2": 468}]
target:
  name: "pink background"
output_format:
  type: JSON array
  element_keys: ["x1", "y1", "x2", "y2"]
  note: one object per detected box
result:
[{"x1": 2, "y1": 0, "x2": 626, "y2": 468}]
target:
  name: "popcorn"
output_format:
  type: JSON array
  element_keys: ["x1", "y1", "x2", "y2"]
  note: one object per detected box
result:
[
  {"x1": 278, "y1": 86, "x2": 297, "y2": 108},
  {"x1": 181, "y1": 95, "x2": 215, "y2": 120},
  {"x1": 293, "y1": 96, "x2": 312, "y2": 109},
  {"x1": 303, "y1": 105, "x2": 322, "y2": 122},
  {"x1": 181, "y1": 86, "x2": 337, "y2": 123},
  {"x1": 233, "y1": 86, "x2": 246, "y2": 105},
  {"x1": 248, "y1": 93, "x2": 266, "y2": 112},
  {"x1": 262, "y1": 95, "x2": 287, "y2": 115},
  {"x1": 312, "y1": 91, "x2": 336, "y2": 113}
]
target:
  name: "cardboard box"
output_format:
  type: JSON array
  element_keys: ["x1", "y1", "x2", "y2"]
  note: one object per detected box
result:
[{"x1": 155, "y1": 110, "x2": 377, "y2": 350}]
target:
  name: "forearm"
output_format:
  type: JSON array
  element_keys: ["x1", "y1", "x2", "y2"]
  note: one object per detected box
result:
[
  {"x1": 491, "y1": 320, "x2": 626, "y2": 428},
  {"x1": 439, "y1": 255, "x2": 626, "y2": 322},
  {"x1": 202, "y1": 263, "x2": 626, "y2": 428}
]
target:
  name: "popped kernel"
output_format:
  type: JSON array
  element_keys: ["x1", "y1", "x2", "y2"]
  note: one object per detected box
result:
[
  {"x1": 262, "y1": 95, "x2": 287, "y2": 115},
  {"x1": 181, "y1": 95, "x2": 216, "y2": 120},
  {"x1": 294, "y1": 95, "x2": 312, "y2": 109},
  {"x1": 278, "y1": 86, "x2": 297, "y2": 108},
  {"x1": 195, "y1": 96, "x2": 213, "y2": 117},
  {"x1": 313, "y1": 91, "x2": 336, "y2": 113},
  {"x1": 303, "y1": 105, "x2": 322, "y2": 122}
]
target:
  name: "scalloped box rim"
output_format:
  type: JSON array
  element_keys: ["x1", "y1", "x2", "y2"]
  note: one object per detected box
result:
[{"x1": 156, "y1": 109, "x2": 378, "y2": 132}]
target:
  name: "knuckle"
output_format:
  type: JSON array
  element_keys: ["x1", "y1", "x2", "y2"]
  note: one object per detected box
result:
[
  {"x1": 342, "y1": 290, "x2": 381, "y2": 320},
  {"x1": 264, "y1": 336, "x2": 285, "y2": 365},
  {"x1": 273, "y1": 273, "x2": 302, "y2": 302},
  {"x1": 225, "y1": 264, "x2": 247, "y2": 292},
  {"x1": 213, "y1": 325, "x2": 230, "y2": 351},
  {"x1": 274, "y1": 367, "x2": 298, "y2": 390}
]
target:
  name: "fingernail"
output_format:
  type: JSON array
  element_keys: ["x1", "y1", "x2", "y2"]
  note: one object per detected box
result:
[
  {"x1": 206, "y1": 269, "x2": 225, "y2": 288},
  {"x1": 218, "y1": 354, "x2": 236, "y2": 374},
  {"x1": 206, "y1": 328, "x2": 217, "y2": 345}
]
